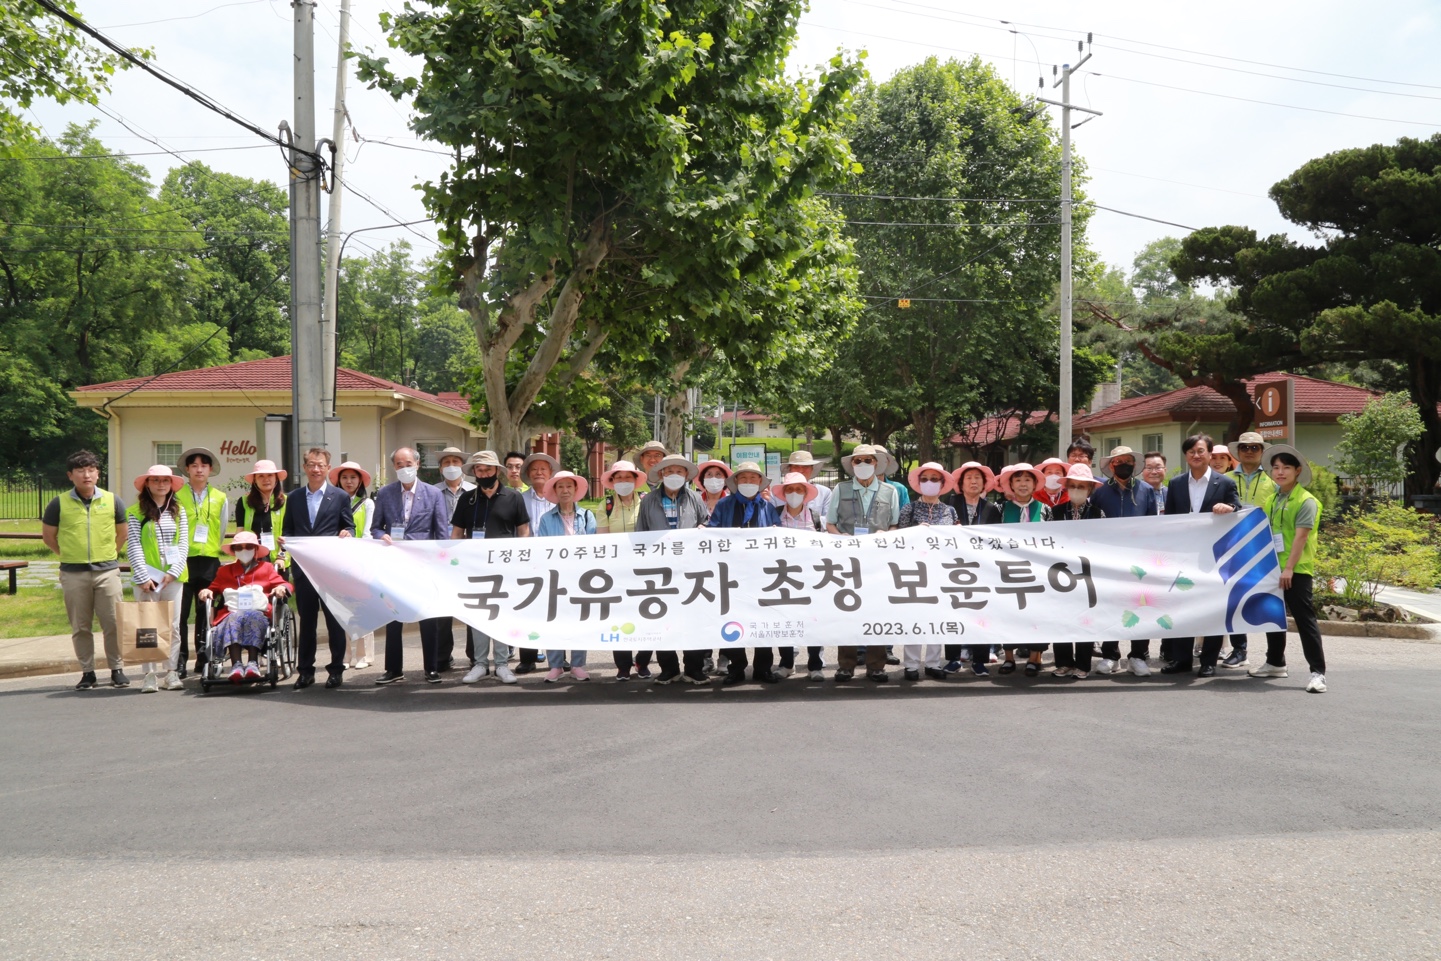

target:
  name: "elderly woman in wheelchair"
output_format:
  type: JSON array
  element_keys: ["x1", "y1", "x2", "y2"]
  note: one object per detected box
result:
[{"x1": 199, "y1": 531, "x2": 290, "y2": 683}]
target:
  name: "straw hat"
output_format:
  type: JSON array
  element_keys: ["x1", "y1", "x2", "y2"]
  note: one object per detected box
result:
[
  {"x1": 178, "y1": 446, "x2": 220, "y2": 476},
  {"x1": 907, "y1": 461, "x2": 955, "y2": 495},
  {"x1": 462, "y1": 450, "x2": 502, "y2": 477},
  {"x1": 1265, "y1": 444, "x2": 1312, "y2": 487},
  {"x1": 244, "y1": 458, "x2": 288, "y2": 483},
  {"x1": 1209, "y1": 443, "x2": 1237, "y2": 469},
  {"x1": 223, "y1": 529, "x2": 270, "y2": 559},
  {"x1": 543, "y1": 470, "x2": 590, "y2": 503},
  {"x1": 521, "y1": 451, "x2": 559, "y2": 480},
  {"x1": 133, "y1": 464, "x2": 185, "y2": 493},
  {"x1": 327, "y1": 460, "x2": 372, "y2": 488},
  {"x1": 1228, "y1": 432, "x2": 1268, "y2": 458},
  {"x1": 840, "y1": 444, "x2": 884, "y2": 474},
  {"x1": 997, "y1": 462, "x2": 1044, "y2": 497},
  {"x1": 950, "y1": 461, "x2": 997, "y2": 494},
  {"x1": 434, "y1": 446, "x2": 469, "y2": 466},
  {"x1": 694, "y1": 459, "x2": 733, "y2": 490},
  {"x1": 1100, "y1": 445, "x2": 1139, "y2": 475},
  {"x1": 601, "y1": 460, "x2": 642, "y2": 488},
  {"x1": 1062, "y1": 463, "x2": 1104, "y2": 487},
  {"x1": 771, "y1": 471, "x2": 820, "y2": 504},
  {"x1": 726, "y1": 461, "x2": 767, "y2": 494},
  {"x1": 646, "y1": 453, "x2": 699, "y2": 486},
  {"x1": 784, "y1": 450, "x2": 819, "y2": 468},
  {"x1": 633, "y1": 440, "x2": 668, "y2": 463}
]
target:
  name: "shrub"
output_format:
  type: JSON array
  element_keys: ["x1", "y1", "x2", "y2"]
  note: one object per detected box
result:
[
  {"x1": 1316, "y1": 502, "x2": 1441, "y2": 604},
  {"x1": 1306, "y1": 462, "x2": 1340, "y2": 521}
]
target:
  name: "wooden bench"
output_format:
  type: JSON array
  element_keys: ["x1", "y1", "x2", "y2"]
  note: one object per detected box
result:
[
  {"x1": 0, "y1": 532, "x2": 44, "y2": 540},
  {"x1": 0, "y1": 560, "x2": 27, "y2": 595}
]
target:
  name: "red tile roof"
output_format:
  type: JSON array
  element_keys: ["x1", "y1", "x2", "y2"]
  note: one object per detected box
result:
[
  {"x1": 949, "y1": 410, "x2": 1055, "y2": 448},
  {"x1": 77, "y1": 355, "x2": 473, "y2": 412},
  {"x1": 1074, "y1": 373, "x2": 1380, "y2": 431}
]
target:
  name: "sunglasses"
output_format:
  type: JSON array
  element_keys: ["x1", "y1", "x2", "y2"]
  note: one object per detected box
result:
[
  {"x1": 851, "y1": 458, "x2": 876, "y2": 465},
  {"x1": 1237, "y1": 444, "x2": 1263, "y2": 452}
]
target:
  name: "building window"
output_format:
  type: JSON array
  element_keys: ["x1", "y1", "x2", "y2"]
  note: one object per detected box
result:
[
  {"x1": 1105, "y1": 437, "x2": 1122, "y2": 455},
  {"x1": 1142, "y1": 433, "x2": 1163, "y2": 455},
  {"x1": 415, "y1": 441, "x2": 450, "y2": 468},
  {"x1": 154, "y1": 442, "x2": 183, "y2": 468},
  {"x1": 743, "y1": 421, "x2": 755, "y2": 436}
]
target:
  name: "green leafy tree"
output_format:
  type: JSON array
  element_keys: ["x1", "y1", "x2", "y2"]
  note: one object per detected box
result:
[
  {"x1": 357, "y1": 0, "x2": 864, "y2": 454},
  {"x1": 1332, "y1": 392, "x2": 1426, "y2": 503}
]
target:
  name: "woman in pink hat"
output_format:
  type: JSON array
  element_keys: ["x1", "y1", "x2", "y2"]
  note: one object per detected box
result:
[
  {"x1": 773, "y1": 471, "x2": 826, "y2": 680},
  {"x1": 897, "y1": 462, "x2": 957, "y2": 681},
  {"x1": 233, "y1": 459, "x2": 289, "y2": 560},
  {"x1": 944, "y1": 461, "x2": 1002, "y2": 676},
  {"x1": 1035, "y1": 457, "x2": 1071, "y2": 510},
  {"x1": 1048, "y1": 463, "x2": 1106, "y2": 678},
  {"x1": 599, "y1": 461, "x2": 653, "y2": 680},
  {"x1": 198, "y1": 531, "x2": 290, "y2": 683},
  {"x1": 695, "y1": 459, "x2": 732, "y2": 515},
  {"x1": 328, "y1": 461, "x2": 375, "y2": 669},
  {"x1": 125, "y1": 465, "x2": 190, "y2": 692},
  {"x1": 535, "y1": 471, "x2": 596, "y2": 681},
  {"x1": 996, "y1": 463, "x2": 1050, "y2": 676}
]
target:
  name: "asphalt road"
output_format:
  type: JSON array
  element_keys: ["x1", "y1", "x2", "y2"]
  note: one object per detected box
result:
[{"x1": 2, "y1": 635, "x2": 1438, "y2": 960}]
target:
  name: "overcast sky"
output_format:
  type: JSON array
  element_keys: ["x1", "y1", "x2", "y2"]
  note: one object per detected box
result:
[{"x1": 27, "y1": 0, "x2": 1441, "y2": 275}]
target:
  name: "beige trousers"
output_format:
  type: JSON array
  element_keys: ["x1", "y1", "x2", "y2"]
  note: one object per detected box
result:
[{"x1": 59, "y1": 568, "x2": 123, "y2": 672}]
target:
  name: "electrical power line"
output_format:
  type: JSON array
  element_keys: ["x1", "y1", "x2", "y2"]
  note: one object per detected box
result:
[
  {"x1": 1092, "y1": 74, "x2": 1441, "y2": 127},
  {"x1": 99, "y1": 0, "x2": 270, "y2": 29},
  {"x1": 0, "y1": 145, "x2": 275, "y2": 161}
]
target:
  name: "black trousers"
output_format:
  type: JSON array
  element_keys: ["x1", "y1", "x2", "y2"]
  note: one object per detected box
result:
[
  {"x1": 1052, "y1": 643, "x2": 1096, "y2": 671},
  {"x1": 805, "y1": 646, "x2": 824, "y2": 671},
  {"x1": 1228, "y1": 633, "x2": 1249, "y2": 655},
  {"x1": 655, "y1": 649, "x2": 706, "y2": 677},
  {"x1": 1162, "y1": 635, "x2": 1223, "y2": 668},
  {"x1": 518, "y1": 647, "x2": 538, "y2": 667},
  {"x1": 1003, "y1": 644, "x2": 1050, "y2": 655},
  {"x1": 612, "y1": 650, "x2": 653, "y2": 671},
  {"x1": 1264, "y1": 573, "x2": 1326, "y2": 674},
  {"x1": 434, "y1": 618, "x2": 455, "y2": 666},
  {"x1": 724, "y1": 648, "x2": 774, "y2": 676},
  {"x1": 177, "y1": 555, "x2": 221, "y2": 665},
  {"x1": 778, "y1": 646, "x2": 796, "y2": 670},
  {"x1": 294, "y1": 570, "x2": 346, "y2": 676},
  {"x1": 384, "y1": 617, "x2": 442, "y2": 675}
]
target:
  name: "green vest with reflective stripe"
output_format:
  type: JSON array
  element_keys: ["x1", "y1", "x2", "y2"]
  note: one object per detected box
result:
[
  {"x1": 351, "y1": 496, "x2": 369, "y2": 537},
  {"x1": 57, "y1": 488, "x2": 119, "y2": 565},
  {"x1": 1229, "y1": 468, "x2": 1278, "y2": 508},
  {"x1": 1264, "y1": 485, "x2": 1320, "y2": 576},
  {"x1": 175, "y1": 484, "x2": 227, "y2": 558},
  {"x1": 125, "y1": 502, "x2": 190, "y2": 583}
]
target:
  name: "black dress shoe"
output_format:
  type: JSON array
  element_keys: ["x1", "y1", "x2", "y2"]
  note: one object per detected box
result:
[
  {"x1": 721, "y1": 671, "x2": 747, "y2": 686},
  {"x1": 324, "y1": 672, "x2": 343, "y2": 689},
  {"x1": 177, "y1": 667, "x2": 188, "y2": 680},
  {"x1": 924, "y1": 667, "x2": 948, "y2": 680},
  {"x1": 293, "y1": 672, "x2": 315, "y2": 690},
  {"x1": 903, "y1": 668, "x2": 920, "y2": 681},
  {"x1": 1160, "y1": 662, "x2": 1193, "y2": 675},
  {"x1": 1198, "y1": 665, "x2": 1216, "y2": 678},
  {"x1": 375, "y1": 671, "x2": 405, "y2": 685},
  {"x1": 424, "y1": 672, "x2": 442, "y2": 684},
  {"x1": 513, "y1": 662, "x2": 537, "y2": 675},
  {"x1": 754, "y1": 670, "x2": 781, "y2": 684}
]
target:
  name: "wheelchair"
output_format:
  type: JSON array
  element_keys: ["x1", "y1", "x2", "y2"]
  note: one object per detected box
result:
[{"x1": 196, "y1": 590, "x2": 296, "y2": 693}]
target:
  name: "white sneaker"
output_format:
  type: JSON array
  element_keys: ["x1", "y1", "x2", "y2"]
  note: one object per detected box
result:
[
  {"x1": 1052, "y1": 666, "x2": 1073, "y2": 677},
  {"x1": 162, "y1": 670, "x2": 184, "y2": 691},
  {"x1": 775, "y1": 666, "x2": 793, "y2": 678},
  {"x1": 1306, "y1": 672, "x2": 1327, "y2": 693},
  {"x1": 808, "y1": 669, "x2": 824, "y2": 682},
  {"x1": 1095, "y1": 658, "x2": 1118, "y2": 675},
  {"x1": 354, "y1": 658, "x2": 370, "y2": 670},
  {"x1": 1249, "y1": 662, "x2": 1288, "y2": 678},
  {"x1": 1128, "y1": 656, "x2": 1151, "y2": 677},
  {"x1": 140, "y1": 672, "x2": 159, "y2": 693},
  {"x1": 494, "y1": 664, "x2": 518, "y2": 684},
  {"x1": 462, "y1": 663, "x2": 489, "y2": 683}
]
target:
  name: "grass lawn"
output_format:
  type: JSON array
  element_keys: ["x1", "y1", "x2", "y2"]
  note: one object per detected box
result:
[
  {"x1": 0, "y1": 585, "x2": 77, "y2": 639},
  {"x1": 704, "y1": 437, "x2": 853, "y2": 460}
]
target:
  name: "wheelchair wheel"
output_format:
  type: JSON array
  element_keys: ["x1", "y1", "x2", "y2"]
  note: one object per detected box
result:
[{"x1": 273, "y1": 603, "x2": 296, "y2": 680}]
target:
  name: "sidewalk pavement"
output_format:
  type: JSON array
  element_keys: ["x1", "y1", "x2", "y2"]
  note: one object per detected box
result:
[{"x1": 1376, "y1": 584, "x2": 1441, "y2": 623}]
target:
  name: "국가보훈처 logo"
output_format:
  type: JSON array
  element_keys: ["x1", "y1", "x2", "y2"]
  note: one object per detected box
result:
[{"x1": 720, "y1": 621, "x2": 744, "y2": 642}]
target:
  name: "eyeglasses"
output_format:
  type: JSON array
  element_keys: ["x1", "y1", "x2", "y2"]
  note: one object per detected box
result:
[{"x1": 1237, "y1": 444, "x2": 1263, "y2": 452}]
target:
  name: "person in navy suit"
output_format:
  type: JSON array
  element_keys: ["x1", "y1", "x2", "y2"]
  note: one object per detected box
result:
[
  {"x1": 280, "y1": 448, "x2": 355, "y2": 689},
  {"x1": 1161, "y1": 434, "x2": 1241, "y2": 676},
  {"x1": 369, "y1": 447, "x2": 452, "y2": 685}
]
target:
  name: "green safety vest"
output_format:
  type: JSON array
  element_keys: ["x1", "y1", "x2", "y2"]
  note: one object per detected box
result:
[
  {"x1": 1229, "y1": 468, "x2": 1278, "y2": 508},
  {"x1": 175, "y1": 484, "x2": 228, "y2": 558},
  {"x1": 351, "y1": 496, "x2": 369, "y2": 537},
  {"x1": 1264, "y1": 485, "x2": 1320, "y2": 577},
  {"x1": 124, "y1": 502, "x2": 190, "y2": 583},
  {"x1": 56, "y1": 488, "x2": 119, "y2": 565}
]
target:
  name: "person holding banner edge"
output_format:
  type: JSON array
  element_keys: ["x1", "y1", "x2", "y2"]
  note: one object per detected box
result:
[
  {"x1": 827, "y1": 444, "x2": 900, "y2": 683},
  {"x1": 638, "y1": 454, "x2": 711, "y2": 685},
  {"x1": 1222, "y1": 432, "x2": 1279, "y2": 668},
  {"x1": 280, "y1": 447, "x2": 355, "y2": 690}
]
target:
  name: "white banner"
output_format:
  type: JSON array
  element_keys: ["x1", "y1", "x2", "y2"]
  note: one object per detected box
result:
[{"x1": 284, "y1": 509, "x2": 1288, "y2": 651}]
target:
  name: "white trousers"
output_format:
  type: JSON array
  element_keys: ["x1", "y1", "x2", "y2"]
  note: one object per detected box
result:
[
  {"x1": 136, "y1": 578, "x2": 184, "y2": 673},
  {"x1": 902, "y1": 644, "x2": 942, "y2": 671}
]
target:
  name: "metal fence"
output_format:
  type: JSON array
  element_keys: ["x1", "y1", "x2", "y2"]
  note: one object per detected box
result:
[{"x1": 0, "y1": 478, "x2": 66, "y2": 520}]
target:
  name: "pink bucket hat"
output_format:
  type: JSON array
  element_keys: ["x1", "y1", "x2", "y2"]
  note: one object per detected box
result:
[
  {"x1": 907, "y1": 461, "x2": 955, "y2": 495},
  {"x1": 769, "y1": 471, "x2": 820, "y2": 504},
  {"x1": 328, "y1": 460, "x2": 372, "y2": 489},
  {"x1": 1037, "y1": 457, "x2": 1069, "y2": 476},
  {"x1": 694, "y1": 459, "x2": 733, "y2": 490},
  {"x1": 951, "y1": 461, "x2": 996, "y2": 493},
  {"x1": 997, "y1": 462, "x2": 1045, "y2": 498},
  {"x1": 1062, "y1": 463, "x2": 1104, "y2": 487},
  {"x1": 601, "y1": 460, "x2": 642, "y2": 488},
  {"x1": 1209, "y1": 443, "x2": 1236, "y2": 468},
  {"x1": 223, "y1": 529, "x2": 271, "y2": 559},
  {"x1": 133, "y1": 464, "x2": 185, "y2": 493},
  {"x1": 543, "y1": 470, "x2": 590, "y2": 503},
  {"x1": 244, "y1": 458, "x2": 288, "y2": 483}
]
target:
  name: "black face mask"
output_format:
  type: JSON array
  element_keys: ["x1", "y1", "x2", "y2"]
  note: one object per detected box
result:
[
  {"x1": 1111, "y1": 462, "x2": 1134, "y2": 480},
  {"x1": 477, "y1": 473, "x2": 499, "y2": 490}
]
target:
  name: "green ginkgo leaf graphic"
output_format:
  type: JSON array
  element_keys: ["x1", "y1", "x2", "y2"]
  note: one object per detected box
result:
[
  {"x1": 1156, "y1": 615, "x2": 1174, "y2": 630},
  {"x1": 1130, "y1": 565, "x2": 1147, "y2": 580},
  {"x1": 1121, "y1": 610, "x2": 1140, "y2": 628},
  {"x1": 1170, "y1": 573, "x2": 1194, "y2": 591}
]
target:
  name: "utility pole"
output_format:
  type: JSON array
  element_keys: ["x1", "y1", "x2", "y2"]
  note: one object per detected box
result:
[
  {"x1": 289, "y1": 0, "x2": 326, "y2": 469},
  {"x1": 1038, "y1": 35, "x2": 1100, "y2": 457},
  {"x1": 321, "y1": 0, "x2": 351, "y2": 421}
]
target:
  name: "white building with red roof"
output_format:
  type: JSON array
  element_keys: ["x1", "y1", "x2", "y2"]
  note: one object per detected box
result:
[{"x1": 72, "y1": 356, "x2": 483, "y2": 493}]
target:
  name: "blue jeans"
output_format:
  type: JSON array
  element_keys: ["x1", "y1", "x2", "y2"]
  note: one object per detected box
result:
[{"x1": 546, "y1": 649, "x2": 587, "y2": 668}]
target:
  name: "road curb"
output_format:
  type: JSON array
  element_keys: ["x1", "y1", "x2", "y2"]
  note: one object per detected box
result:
[
  {"x1": 0, "y1": 658, "x2": 78, "y2": 680},
  {"x1": 1301, "y1": 618, "x2": 1441, "y2": 641}
]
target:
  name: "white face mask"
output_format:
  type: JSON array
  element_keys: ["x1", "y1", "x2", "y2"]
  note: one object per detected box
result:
[
  {"x1": 852, "y1": 463, "x2": 875, "y2": 481},
  {"x1": 234, "y1": 549, "x2": 255, "y2": 565},
  {"x1": 737, "y1": 483, "x2": 760, "y2": 499},
  {"x1": 919, "y1": 480, "x2": 943, "y2": 496},
  {"x1": 784, "y1": 492, "x2": 806, "y2": 509},
  {"x1": 441, "y1": 465, "x2": 463, "y2": 481},
  {"x1": 702, "y1": 477, "x2": 726, "y2": 494},
  {"x1": 395, "y1": 466, "x2": 419, "y2": 485},
  {"x1": 1044, "y1": 474, "x2": 1063, "y2": 491},
  {"x1": 612, "y1": 482, "x2": 635, "y2": 497},
  {"x1": 662, "y1": 473, "x2": 687, "y2": 491}
]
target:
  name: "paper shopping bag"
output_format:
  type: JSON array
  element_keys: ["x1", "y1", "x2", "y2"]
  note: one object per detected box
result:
[{"x1": 117, "y1": 599, "x2": 174, "y2": 666}]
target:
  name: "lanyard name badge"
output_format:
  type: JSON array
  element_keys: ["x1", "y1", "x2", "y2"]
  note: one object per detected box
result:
[
  {"x1": 259, "y1": 531, "x2": 275, "y2": 552},
  {"x1": 470, "y1": 491, "x2": 489, "y2": 539},
  {"x1": 190, "y1": 488, "x2": 212, "y2": 544},
  {"x1": 390, "y1": 523, "x2": 407, "y2": 541}
]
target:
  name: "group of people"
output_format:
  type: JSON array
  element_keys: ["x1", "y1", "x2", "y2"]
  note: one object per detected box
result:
[{"x1": 41, "y1": 429, "x2": 1327, "y2": 695}]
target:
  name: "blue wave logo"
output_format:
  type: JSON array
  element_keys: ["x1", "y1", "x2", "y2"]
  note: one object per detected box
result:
[
  {"x1": 1211, "y1": 509, "x2": 1287, "y2": 632},
  {"x1": 720, "y1": 621, "x2": 744, "y2": 642}
]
